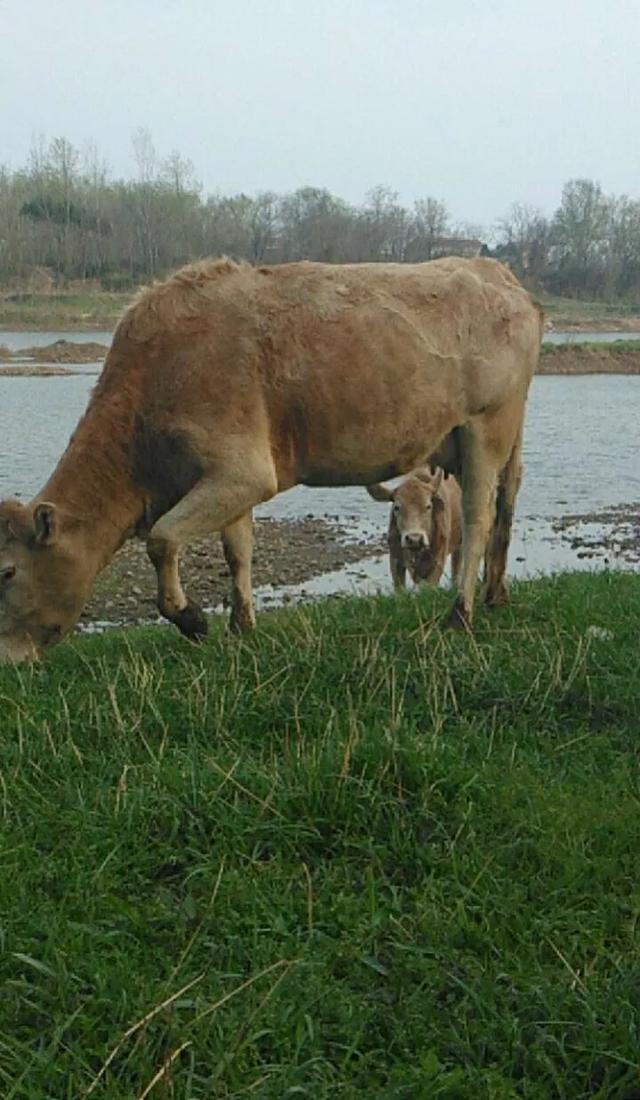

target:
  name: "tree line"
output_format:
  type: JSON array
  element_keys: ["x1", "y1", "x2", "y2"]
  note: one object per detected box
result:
[{"x1": 2, "y1": 132, "x2": 639, "y2": 302}]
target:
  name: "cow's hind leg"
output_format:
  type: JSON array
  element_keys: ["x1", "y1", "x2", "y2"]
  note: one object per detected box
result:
[
  {"x1": 221, "y1": 510, "x2": 256, "y2": 634},
  {"x1": 483, "y1": 428, "x2": 523, "y2": 607},
  {"x1": 445, "y1": 426, "x2": 498, "y2": 630},
  {"x1": 147, "y1": 461, "x2": 276, "y2": 639}
]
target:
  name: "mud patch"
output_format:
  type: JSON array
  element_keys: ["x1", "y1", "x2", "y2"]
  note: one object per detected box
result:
[
  {"x1": 0, "y1": 365, "x2": 82, "y2": 377},
  {"x1": 0, "y1": 339, "x2": 108, "y2": 364},
  {"x1": 79, "y1": 515, "x2": 386, "y2": 629},
  {"x1": 553, "y1": 502, "x2": 640, "y2": 564},
  {"x1": 539, "y1": 344, "x2": 640, "y2": 374}
]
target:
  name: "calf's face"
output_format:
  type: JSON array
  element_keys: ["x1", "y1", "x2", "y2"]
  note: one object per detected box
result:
[{"x1": 367, "y1": 468, "x2": 444, "y2": 552}]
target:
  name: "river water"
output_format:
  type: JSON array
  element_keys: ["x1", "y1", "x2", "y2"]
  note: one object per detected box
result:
[{"x1": 1, "y1": 331, "x2": 638, "y2": 594}]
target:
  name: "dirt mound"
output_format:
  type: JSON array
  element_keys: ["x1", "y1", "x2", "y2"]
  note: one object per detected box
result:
[
  {"x1": 17, "y1": 340, "x2": 108, "y2": 364},
  {"x1": 0, "y1": 365, "x2": 80, "y2": 377}
]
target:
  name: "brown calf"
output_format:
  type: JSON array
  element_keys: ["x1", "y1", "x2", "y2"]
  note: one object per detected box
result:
[{"x1": 368, "y1": 469, "x2": 462, "y2": 589}]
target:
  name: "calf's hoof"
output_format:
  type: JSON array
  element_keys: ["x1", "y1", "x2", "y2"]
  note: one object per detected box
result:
[
  {"x1": 444, "y1": 597, "x2": 472, "y2": 632},
  {"x1": 228, "y1": 611, "x2": 256, "y2": 636},
  {"x1": 172, "y1": 599, "x2": 209, "y2": 641}
]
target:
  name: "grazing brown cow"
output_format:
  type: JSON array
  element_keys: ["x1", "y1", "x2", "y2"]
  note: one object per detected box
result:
[
  {"x1": 367, "y1": 468, "x2": 463, "y2": 589},
  {"x1": 0, "y1": 256, "x2": 542, "y2": 662}
]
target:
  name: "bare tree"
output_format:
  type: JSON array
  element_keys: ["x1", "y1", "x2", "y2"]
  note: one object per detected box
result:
[
  {"x1": 496, "y1": 203, "x2": 550, "y2": 284},
  {"x1": 408, "y1": 197, "x2": 449, "y2": 260},
  {"x1": 551, "y1": 179, "x2": 610, "y2": 296},
  {"x1": 248, "y1": 191, "x2": 280, "y2": 263},
  {"x1": 7, "y1": 136, "x2": 640, "y2": 302}
]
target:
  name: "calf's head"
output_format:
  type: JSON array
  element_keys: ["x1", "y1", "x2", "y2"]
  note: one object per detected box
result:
[
  {"x1": 367, "y1": 468, "x2": 444, "y2": 551},
  {"x1": 0, "y1": 500, "x2": 91, "y2": 663}
]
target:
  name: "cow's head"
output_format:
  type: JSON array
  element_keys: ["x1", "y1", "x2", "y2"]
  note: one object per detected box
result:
[
  {"x1": 0, "y1": 500, "x2": 90, "y2": 663},
  {"x1": 367, "y1": 467, "x2": 444, "y2": 551}
]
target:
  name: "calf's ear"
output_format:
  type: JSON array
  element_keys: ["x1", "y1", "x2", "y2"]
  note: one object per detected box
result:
[
  {"x1": 414, "y1": 466, "x2": 444, "y2": 492},
  {"x1": 33, "y1": 503, "x2": 58, "y2": 546},
  {"x1": 431, "y1": 468, "x2": 444, "y2": 492},
  {"x1": 366, "y1": 483, "x2": 394, "y2": 503}
]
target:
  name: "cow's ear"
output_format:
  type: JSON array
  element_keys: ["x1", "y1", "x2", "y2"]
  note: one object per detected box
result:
[
  {"x1": 33, "y1": 502, "x2": 58, "y2": 546},
  {"x1": 367, "y1": 483, "x2": 394, "y2": 503},
  {"x1": 0, "y1": 501, "x2": 35, "y2": 545}
]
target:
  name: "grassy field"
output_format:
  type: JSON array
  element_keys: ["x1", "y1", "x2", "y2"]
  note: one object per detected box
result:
[
  {"x1": 539, "y1": 341, "x2": 640, "y2": 374},
  {"x1": 0, "y1": 291, "x2": 129, "y2": 331},
  {"x1": 541, "y1": 340, "x2": 640, "y2": 354},
  {"x1": 2, "y1": 285, "x2": 640, "y2": 333},
  {"x1": 540, "y1": 295, "x2": 640, "y2": 326},
  {"x1": 0, "y1": 573, "x2": 639, "y2": 1098}
]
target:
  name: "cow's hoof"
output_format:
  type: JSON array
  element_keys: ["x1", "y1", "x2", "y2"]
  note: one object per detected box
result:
[
  {"x1": 444, "y1": 598, "x2": 472, "y2": 632},
  {"x1": 173, "y1": 599, "x2": 209, "y2": 640}
]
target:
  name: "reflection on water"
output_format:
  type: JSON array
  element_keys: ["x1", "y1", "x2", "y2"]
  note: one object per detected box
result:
[{"x1": 1, "y1": 331, "x2": 638, "y2": 586}]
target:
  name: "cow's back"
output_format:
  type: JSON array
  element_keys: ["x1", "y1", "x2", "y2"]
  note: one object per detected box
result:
[{"x1": 101, "y1": 257, "x2": 542, "y2": 491}]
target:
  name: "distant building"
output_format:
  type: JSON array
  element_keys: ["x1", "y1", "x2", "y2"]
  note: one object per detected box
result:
[
  {"x1": 429, "y1": 236, "x2": 486, "y2": 259},
  {"x1": 403, "y1": 236, "x2": 488, "y2": 263}
]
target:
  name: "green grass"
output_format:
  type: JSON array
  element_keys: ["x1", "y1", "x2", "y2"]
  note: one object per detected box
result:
[
  {"x1": 0, "y1": 573, "x2": 639, "y2": 1098},
  {"x1": 540, "y1": 295, "x2": 640, "y2": 323},
  {"x1": 0, "y1": 292, "x2": 127, "y2": 330},
  {"x1": 2, "y1": 287, "x2": 640, "y2": 333}
]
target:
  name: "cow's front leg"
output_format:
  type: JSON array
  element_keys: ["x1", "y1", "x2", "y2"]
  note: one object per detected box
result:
[
  {"x1": 146, "y1": 536, "x2": 209, "y2": 640},
  {"x1": 147, "y1": 460, "x2": 276, "y2": 640},
  {"x1": 221, "y1": 510, "x2": 256, "y2": 634}
]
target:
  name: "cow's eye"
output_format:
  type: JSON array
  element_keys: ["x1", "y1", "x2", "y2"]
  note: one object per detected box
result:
[
  {"x1": 1, "y1": 565, "x2": 16, "y2": 583},
  {"x1": 392, "y1": 503, "x2": 400, "y2": 515}
]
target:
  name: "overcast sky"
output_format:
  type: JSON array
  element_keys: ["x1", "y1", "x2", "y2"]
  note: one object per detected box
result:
[{"x1": 2, "y1": 0, "x2": 639, "y2": 229}]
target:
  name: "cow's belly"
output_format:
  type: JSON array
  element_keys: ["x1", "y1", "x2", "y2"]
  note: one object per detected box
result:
[
  {"x1": 292, "y1": 398, "x2": 460, "y2": 487},
  {"x1": 266, "y1": 325, "x2": 470, "y2": 490}
]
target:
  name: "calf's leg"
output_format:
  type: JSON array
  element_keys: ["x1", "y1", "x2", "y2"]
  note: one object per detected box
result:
[
  {"x1": 450, "y1": 543, "x2": 463, "y2": 588},
  {"x1": 390, "y1": 550, "x2": 407, "y2": 589}
]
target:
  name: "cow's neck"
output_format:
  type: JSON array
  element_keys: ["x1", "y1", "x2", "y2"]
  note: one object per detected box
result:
[{"x1": 36, "y1": 390, "x2": 144, "y2": 573}]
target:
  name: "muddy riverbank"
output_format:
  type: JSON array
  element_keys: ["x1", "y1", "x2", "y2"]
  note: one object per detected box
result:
[
  {"x1": 4, "y1": 339, "x2": 640, "y2": 375},
  {"x1": 77, "y1": 501, "x2": 639, "y2": 631},
  {"x1": 538, "y1": 343, "x2": 640, "y2": 374},
  {"x1": 80, "y1": 515, "x2": 387, "y2": 629},
  {"x1": 552, "y1": 502, "x2": 640, "y2": 562},
  {"x1": 0, "y1": 340, "x2": 107, "y2": 365},
  {"x1": 0, "y1": 365, "x2": 81, "y2": 377}
]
